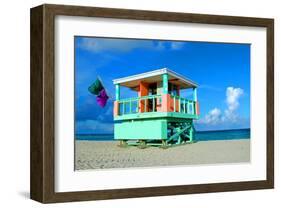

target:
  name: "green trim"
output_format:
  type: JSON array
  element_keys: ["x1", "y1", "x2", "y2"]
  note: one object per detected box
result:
[
  {"x1": 162, "y1": 73, "x2": 169, "y2": 94},
  {"x1": 115, "y1": 84, "x2": 120, "y2": 101},
  {"x1": 119, "y1": 94, "x2": 161, "y2": 102},
  {"x1": 117, "y1": 94, "x2": 196, "y2": 116},
  {"x1": 193, "y1": 87, "x2": 197, "y2": 102},
  {"x1": 114, "y1": 112, "x2": 199, "y2": 121},
  {"x1": 167, "y1": 124, "x2": 190, "y2": 142}
]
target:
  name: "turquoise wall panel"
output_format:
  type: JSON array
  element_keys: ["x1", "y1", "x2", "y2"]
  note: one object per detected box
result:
[{"x1": 114, "y1": 119, "x2": 167, "y2": 140}]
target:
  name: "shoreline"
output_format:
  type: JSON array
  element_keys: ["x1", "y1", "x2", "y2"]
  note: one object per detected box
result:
[{"x1": 75, "y1": 139, "x2": 250, "y2": 170}]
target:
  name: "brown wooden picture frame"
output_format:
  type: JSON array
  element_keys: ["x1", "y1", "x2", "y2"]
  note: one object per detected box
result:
[{"x1": 30, "y1": 4, "x2": 274, "y2": 203}]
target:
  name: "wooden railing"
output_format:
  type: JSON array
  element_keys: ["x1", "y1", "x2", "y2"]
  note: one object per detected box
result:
[
  {"x1": 170, "y1": 95, "x2": 197, "y2": 114},
  {"x1": 118, "y1": 95, "x2": 161, "y2": 115},
  {"x1": 116, "y1": 94, "x2": 198, "y2": 116}
]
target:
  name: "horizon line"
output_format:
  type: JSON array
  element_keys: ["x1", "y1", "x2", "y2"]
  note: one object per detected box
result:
[{"x1": 76, "y1": 128, "x2": 250, "y2": 135}]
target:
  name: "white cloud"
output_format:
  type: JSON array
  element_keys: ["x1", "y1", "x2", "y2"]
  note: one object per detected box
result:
[
  {"x1": 198, "y1": 87, "x2": 244, "y2": 125},
  {"x1": 78, "y1": 38, "x2": 186, "y2": 53},
  {"x1": 78, "y1": 38, "x2": 152, "y2": 53},
  {"x1": 170, "y1": 42, "x2": 185, "y2": 50},
  {"x1": 223, "y1": 87, "x2": 244, "y2": 122},
  {"x1": 155, "y1": 41, "x2": 166, "y2": 50},
  {"x1": 225, "y1": 87, "x2": 243, "y2": 111},
  {"x1": 200, "y1": 108, "x2": 222, "y2": 125}
]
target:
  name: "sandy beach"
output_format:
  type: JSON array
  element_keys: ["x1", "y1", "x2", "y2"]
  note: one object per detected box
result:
[{"x1": 75, "y1": 139, "x2": 250, "y2": 170}]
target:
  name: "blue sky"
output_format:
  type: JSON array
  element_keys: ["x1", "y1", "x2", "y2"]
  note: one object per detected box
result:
[{"x1": 75, "y1": 36, "x2": 250, "y2": 134}]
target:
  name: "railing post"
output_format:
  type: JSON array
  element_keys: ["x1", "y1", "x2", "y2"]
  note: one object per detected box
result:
[
  {"x1": 114, "y1": 84, "x2": 120, "y2": 117},
  {"x1": 115, "y1": 95, "x2": 197, "y2": 116},
  {"x1": 162, "y1": 73, "x2": 169, "y2": 94},
  {"x1": 144, "y1": 98, "x2": 147, "y2": 112},
  {"x1": 193, "y1": 87, "x2": 197, "y2": 102},
  {"x1": 113, "y1": 101, "x2": 119, "y2": 116},
  {"x1": 192, "y1": 102, "x2": 194, "y2": 115},
  {"x1": 173, "y1": 96, "x2": 176, "y2": 112},
  {"x1": 161, "y1": 73, "x2": 171, "y2": 112},
  {"x1": 129, "y1": 100, "x2": 132, "y2": 114},
  {"x1": 196, "y1": 101, "x2": 200, "y2": 115},
  {"x1": 115, "y1": 84, "x2": 120, "y2": 101},
  {"x1": 193, "y1": 87, "x2": 198, "y2": 115}
]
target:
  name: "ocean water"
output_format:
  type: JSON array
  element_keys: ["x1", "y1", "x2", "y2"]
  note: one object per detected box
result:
[
  {"x1": 195, "y1": 128, "x2": 250, "y2": 141},
  {"x1": 76, "y1": 128, "x2": 250, "y2": 141}
]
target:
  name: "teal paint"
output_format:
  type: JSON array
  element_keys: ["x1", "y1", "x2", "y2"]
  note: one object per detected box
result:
[
  {"x1": 115, "y1": 84, "x2": 120, "y2": 100},
  {"x1": 114, "y1": 119, "x2": 168, "y2": 140},
  {"x1": 114, "y1": 111, "x2": 199, "y2": 121},
  {"x1": 193, "y1": 87, "x2": 197, "y2": 101},
  {"x1": 113, "y1": 71, "x2": 198, "y2": 148},
  {"x1": 162, "y1": 73, "x2": 169, "y2": 94},
  {"x1": 189, "y1": 124, "x2": 194, "y2": 142}
]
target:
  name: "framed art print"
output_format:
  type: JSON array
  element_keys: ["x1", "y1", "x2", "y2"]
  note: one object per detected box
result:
[{"x1": 30, "y1": 4, "x2": 274, "y2": 203}]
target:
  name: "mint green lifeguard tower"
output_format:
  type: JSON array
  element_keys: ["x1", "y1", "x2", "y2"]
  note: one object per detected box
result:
[{"x1": 113, "y1": 68, "x2": 199, "y2": 148}]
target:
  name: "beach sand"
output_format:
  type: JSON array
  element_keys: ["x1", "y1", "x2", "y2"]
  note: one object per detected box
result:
[{"x1": 75, "y1": 140, "x2": 250, "y2": 170}]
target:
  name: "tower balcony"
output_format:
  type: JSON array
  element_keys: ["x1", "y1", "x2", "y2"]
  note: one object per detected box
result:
[{"x1": 113, "y1": 94, "x2": 199, "y2": 121}]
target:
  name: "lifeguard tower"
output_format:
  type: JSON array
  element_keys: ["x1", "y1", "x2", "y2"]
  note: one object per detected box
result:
[{"x1": 113, "y1": 68, "x2": 199, "y2": 148}]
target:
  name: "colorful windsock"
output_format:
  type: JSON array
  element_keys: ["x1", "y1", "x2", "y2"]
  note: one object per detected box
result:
[
  {"x1": 88, "y1": 78, "x2": 109, "y2": 107},
  {"x1": 96, "y1": 89, "x2": 109, "y2": 107}
]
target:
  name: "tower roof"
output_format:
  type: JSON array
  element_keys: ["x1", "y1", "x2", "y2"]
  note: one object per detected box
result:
[{"x1": 113, "y1": 68, "x2": 198, "y2": 90}]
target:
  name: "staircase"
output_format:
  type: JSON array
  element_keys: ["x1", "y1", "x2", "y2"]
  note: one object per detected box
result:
[{"x1": 167, "y1": 121, "x2": 194, "y2": 145}]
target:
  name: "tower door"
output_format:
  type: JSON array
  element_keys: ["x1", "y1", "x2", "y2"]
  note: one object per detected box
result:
[
  {"x1": 148, "y1": 83, "x2": 157, "y2": 112},
  {"x1": 148, "y1": 83, "x2": 157, "y2": 95}
]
